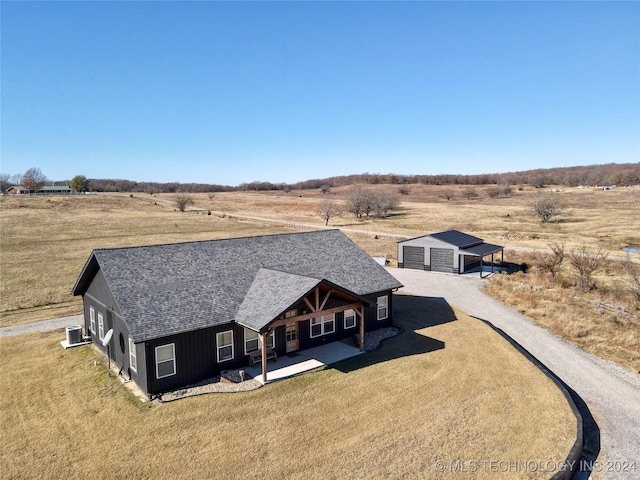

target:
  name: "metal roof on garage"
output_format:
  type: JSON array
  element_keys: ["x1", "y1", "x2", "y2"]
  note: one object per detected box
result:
[
  {"x1": 423, "y1": 230, "x2": 483, "y2": 248},
  {"x1": 461, "y1": 242, "x2": 504, "y2": 256}
]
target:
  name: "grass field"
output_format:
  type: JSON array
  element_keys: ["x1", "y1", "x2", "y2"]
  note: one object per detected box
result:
[
  {"x1": 0, "y1": 296, "x2": 575, "y2": 480},
  {"x1": 1, "y1": 188, "x2": 638, "y2": 372},
  {"x1": 486, "y1": 249, "x2": 640, "y2": 373},
  {"x1": 0, "y1": 194, "x2": 305, "y2": 324},
  {"x1": 184, "y1": 184, "x2": 640, "y2": 251}
]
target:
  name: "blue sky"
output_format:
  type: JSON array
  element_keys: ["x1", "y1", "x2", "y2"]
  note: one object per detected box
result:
[{"x1": 1, "y1": 1, "x2": 638, "y2": 186}]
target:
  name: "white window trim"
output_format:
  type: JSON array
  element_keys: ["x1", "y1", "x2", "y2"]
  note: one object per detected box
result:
[
  {"x1": 244, "y1": 328, "x2": 275, "y2": 355},
  {"x1": 155, "y1": 343, "x2": 176, "y2": 379},
  {"x1": 310, "y1": 314, "x2": 335, "y2": 338},
  {"x1": 89, "y1": 306, "x2": 96, "y2": 334},
  {"x1": 377, "y1": 295, "x2": 388, "y2": 321},
  {"x1": 344, "y1": 309, "x2": 356, "y2": 329},
  {"x1": 98, "y1": 312, "x2": 104, "y2": 340},
  {"x1": 217, "y1": 330, "x2": 234, "y2": 363},
  {"x1": 129, "y1": 338, "x2": 137, "y2": 372}
]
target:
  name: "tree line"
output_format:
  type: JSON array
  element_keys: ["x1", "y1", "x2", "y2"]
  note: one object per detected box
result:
[
  {"x1": 292, "y1": 162, "x2": 639, "y2": 190},
  {"x1": 2, "y1": 162, "x2": 638, "y2": 194}
]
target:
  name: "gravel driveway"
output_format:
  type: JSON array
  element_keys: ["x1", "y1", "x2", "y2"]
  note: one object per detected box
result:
[
  {"x1": 389, "y1": 267, "x2": 640, "y2": 480},
  {"x1": 0, "y1": 314, "x2": 84, "y2": 337}
]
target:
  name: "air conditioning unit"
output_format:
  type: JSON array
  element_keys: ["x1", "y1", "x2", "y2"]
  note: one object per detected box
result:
[{"x1": 66, "y1": 325, "x2": 83, "y2": 345}]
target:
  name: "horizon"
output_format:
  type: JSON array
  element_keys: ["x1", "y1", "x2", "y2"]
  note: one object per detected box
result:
[
  {"x1": 8, "y1": 161, "x2": 639, "y2": 189},
  {"x1": 2, "y1": 2, "x2": 638, "y2": 185}
]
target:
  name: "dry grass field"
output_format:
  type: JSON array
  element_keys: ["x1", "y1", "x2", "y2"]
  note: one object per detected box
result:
[
  {"x1": 1, "y1": 187, "x2": 639, "y2": 373},
  {"x1": 184, "y1": 184, "x2": 640, "y2": 251},
  {"x1": 0, "y1": 296, "x2": 575, "y2": 480},
  {"x1": 181, "y1": 185, "x2": 640, "y2": 372},
  {"x1": 486, "y1": 249, "x2": 640, "y2": 373},
  {"x1": 0, "y1": 194, "x2": 302, "y2": 325}
]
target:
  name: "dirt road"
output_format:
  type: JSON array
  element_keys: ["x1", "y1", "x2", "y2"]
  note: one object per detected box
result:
[{"x1": 389, "y1": 267, "x2": 640, "y2": 480}]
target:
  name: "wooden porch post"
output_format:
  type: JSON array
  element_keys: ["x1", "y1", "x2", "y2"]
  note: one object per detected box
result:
[
  {"x1": 491, "y1": 253, "x2": 495, "y2": 273},
  {"x1": 260, "y1": 332, "x2": 267, "y2": 383}
]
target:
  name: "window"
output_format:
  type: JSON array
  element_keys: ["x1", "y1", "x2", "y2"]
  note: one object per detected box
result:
[
  {"x1": 129, "y1": 338, "x2": 137, "y2": 372},
  {"x1": 155, "y1": 344, "x2": 175, "y2": 379},
  {"x1": 217, "y1": 331, "x2": 234, "y2": 362},
  {"x1": 310, "y1": 314, "x2": 335, "y2": 338},
  {"x1": 98, "y1": 312, "x2": 104, "y2": 340},
  {"x1": 244, "y1": 328, "x2": 274, "y2": 354},
  {"x1": 377, "y1": 296, "x2": 388, "y2": 320},
  {"x1": 89, "y1": 307, "x2": 96, "y2": 334},
  {"x1": 344, "y1": 309, "x2": 356, "y2": 329}
]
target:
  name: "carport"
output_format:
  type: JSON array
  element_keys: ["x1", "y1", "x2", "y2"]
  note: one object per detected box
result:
[{"x1": 459, "y1": 242, "x2": 504, "y2": 277}]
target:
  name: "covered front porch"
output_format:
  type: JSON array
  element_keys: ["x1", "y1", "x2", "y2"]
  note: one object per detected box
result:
[
  {"x1": 237, "y1": 272, "x2": 371, "y2": 384},
  {"x1": 243, "y1": 340, "x2": 364, "y2": 385}
]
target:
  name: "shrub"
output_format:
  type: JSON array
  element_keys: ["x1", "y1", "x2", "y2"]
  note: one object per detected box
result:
[
  {"x1": 531, "y1": 195, "x2": 562, "y2": 223},
  {"x1": 174, "y1": 193, "x2": 194, "y2": 212},
  {"x1": 569, "y1": 244, "x2": 608, "y2": 291}
]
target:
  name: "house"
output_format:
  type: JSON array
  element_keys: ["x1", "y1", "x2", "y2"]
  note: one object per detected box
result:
[
  {"x1": 71, "y1": 230, "x2": 403, "y2": 396},
  {"x1": 7, "y1": 185, "x2": 72, "y2": 195},
  {"x1": 397, "y1": 230, "x2": 503, "y2": 275}
]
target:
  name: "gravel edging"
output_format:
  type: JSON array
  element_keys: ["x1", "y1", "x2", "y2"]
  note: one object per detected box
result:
[{"x1": 156, "y1": 326, "x2": 401, "y2": 403}]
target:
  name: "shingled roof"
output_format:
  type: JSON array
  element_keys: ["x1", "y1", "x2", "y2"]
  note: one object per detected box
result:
[{"x1": 72, "y1": 230, "x2": 403, "y2": 342}]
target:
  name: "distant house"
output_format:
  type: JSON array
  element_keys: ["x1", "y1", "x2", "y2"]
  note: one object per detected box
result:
[
  {"x1": 7, "y1": 185, "x2": 72, "y2": 195},
  {"x1": 71, "y1": 230, "x2": 403, "y2": 396},
  {"x1": 397, "y1": 230, "x2": 503, "y2": 275}
]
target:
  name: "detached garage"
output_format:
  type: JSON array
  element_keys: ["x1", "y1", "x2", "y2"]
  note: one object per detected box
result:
[{"x1": 397, "y1": 230, "x2": 504, "y2": 276}]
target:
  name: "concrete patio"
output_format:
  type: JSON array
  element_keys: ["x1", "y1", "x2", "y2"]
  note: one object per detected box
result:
[{"x1": 242, "y1": 341, "x2": 364, "y2": 385}]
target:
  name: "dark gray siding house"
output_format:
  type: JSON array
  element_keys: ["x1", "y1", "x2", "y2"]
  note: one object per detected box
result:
[
  {"x1": 397, "y1": 230, "x2": 504, "y2": 275},
  {"x1": 72, "y1": 230, "x2": 403, "y2": 396}
]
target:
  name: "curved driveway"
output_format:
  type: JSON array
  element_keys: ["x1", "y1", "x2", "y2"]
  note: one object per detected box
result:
[{"x1": 389, "y1": 267, "x2": 640, "y2": 480}]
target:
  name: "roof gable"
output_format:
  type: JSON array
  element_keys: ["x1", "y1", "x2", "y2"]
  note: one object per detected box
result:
[
  {"x1": 73, "y1": 230, "x2": 403, "y2": 342},
  {"x1": 235, "y1": 269, "x2": 321, "y2": 332}
]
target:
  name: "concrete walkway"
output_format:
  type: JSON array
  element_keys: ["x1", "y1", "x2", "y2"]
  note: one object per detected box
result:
[
  {"x1": 389, "y1": 267, "x2": 640, "y2": 480},
  {"x1": 243, "y1": 341, "x2": 364, "y2": 384}
]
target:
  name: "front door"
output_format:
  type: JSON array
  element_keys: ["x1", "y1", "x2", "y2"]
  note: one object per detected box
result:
[{"x1": 286, "y1": 322, "x2": 299, "y2": 353}]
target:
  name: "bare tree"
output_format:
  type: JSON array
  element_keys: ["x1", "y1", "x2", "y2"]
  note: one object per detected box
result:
[
  {"x1": 531, "y1": 195, "x2": 562, "y2": 223},
  {"x1": 620, "y1": 255, "x2": 640, "y2": 307},
  {"x1": 535, "y1": 242, "x2": 565, "y2": 283},
  {"x1": 486, "y1": 186, "x2": 502, "y2": 199},
  {"x1": 371, "y1": 189, "x2": 398, "y2": 218},
  {"x1": 21, "y1": 167, "x2": 47, "y2": 193},
  {"x1": 569, "y1": 244, "x2": 608, "y2": 291},
  {"x1": 462, "y1": 188, "x2": 477, "y2": 200},
  {"x1": 174, "y1": 193, "x2": 194, "y2": 212},
  {"x1": 441, "y1": 189, "x2": 454, "y2": 201},
  {"x1": 346, "y1": 185, "x2": 373, "y2": 219},
  {"x1": 320, "y1": 184, "x2": 331, "y2": 194},
  {"x1": 501, "y1": 183, "x2": 513, "y2": 196},
  {"x1": 0, "y1": 173, "x2": 11, "y2": 192},
  {"x1": 316, "y1": 199, "x2": 342, "y2": 226},
  {"x1": 398, "y1": 186, "x2": 410, "y2": 196}
]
